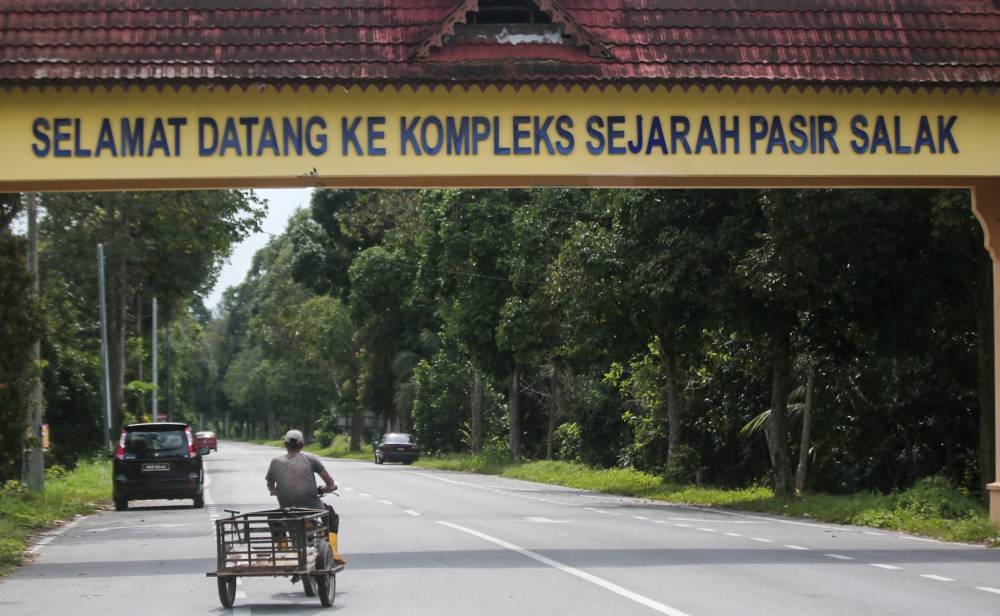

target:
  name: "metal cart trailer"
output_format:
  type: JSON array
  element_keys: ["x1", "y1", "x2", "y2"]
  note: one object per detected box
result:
[{"x1": 207, "y1": 507, "x2": 345, "y2": 608}]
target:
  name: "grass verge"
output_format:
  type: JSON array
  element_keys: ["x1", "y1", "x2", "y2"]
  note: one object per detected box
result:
[
  {"x1": 244, "y1": 439, "x2": 1000, "y2": 545},
  {"x1": 0, "y1": 459, "x2": 111, "y2": 575},
  {"x1": 417, "y1": 457, "x2": 1000, "y2": 545},
  {"x1": 250, "y1": 435, "x2": 371, "y2": 461}
]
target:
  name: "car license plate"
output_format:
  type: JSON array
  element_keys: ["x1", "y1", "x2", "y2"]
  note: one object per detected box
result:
[{"x1": 142, "y1": 462, "x2": 170, "y2": 472}]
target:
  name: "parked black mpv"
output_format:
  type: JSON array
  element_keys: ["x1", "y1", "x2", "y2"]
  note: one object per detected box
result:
[{"x1": 112, "y1": 422, "x2": 204, "y2": 510}]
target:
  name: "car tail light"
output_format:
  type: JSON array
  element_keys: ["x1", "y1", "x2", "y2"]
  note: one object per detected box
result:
[
  {"x1": 185, "y1": 427, "x2": 198, "y2": 457},
  {"x1": 114, "y1": 431, "x2": 126, "y2": 460}
]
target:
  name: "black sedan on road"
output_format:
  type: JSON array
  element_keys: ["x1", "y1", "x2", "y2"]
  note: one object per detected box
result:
[{"x1": 374, "y1": 433, "x2": 420, "y2": 465}]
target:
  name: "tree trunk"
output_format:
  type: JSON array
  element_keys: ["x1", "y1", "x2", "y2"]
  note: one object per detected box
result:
[
  {"x1": 657, "y1": 339, "x2": 682, "y2": 467},
  {"x1": 509, "y1": 365, "x2": 521, "y2": 462},
  {"x1": 976, "y1": 243, "x2": 996, "y2": 499},
  {"x1": 795, "y1": 363, "x2": 816, "y2": 495},
  {"x1": 350, "y1": 408, "x2": 363, "y2": 451},
  {"x1": 471, "y1": 366, "x2": 483, "y2": 454},
  {"x1": 766, "y1": 322, "x2": 794, "y2": 496},
  {"x1": 546, "y1": 361, "x2": 563, "y2": 460}
]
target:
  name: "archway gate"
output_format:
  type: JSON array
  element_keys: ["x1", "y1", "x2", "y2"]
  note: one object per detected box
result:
[{"x1": 2, "y1": 1, "x2": 999, "y2": 523}]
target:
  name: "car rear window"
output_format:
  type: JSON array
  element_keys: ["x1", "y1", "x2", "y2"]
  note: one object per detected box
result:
[
  {"x1": 384, "y1": 434, "x2": 413, "y2": 444},
  {"x1": 125, "y1": 430, "x2": 188, "y2": 454}
]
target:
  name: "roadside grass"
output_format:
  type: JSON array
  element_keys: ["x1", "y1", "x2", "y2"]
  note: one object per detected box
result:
[
  {"x1": 0, "y1": 459, "x2": 111, "y2": 575},
  {"x1": 250, "y1": 435, "x2": 371, "y2": 461},
  {"x1": 244, "y1": 439, "x2": 1000, "y2": 545},
  {"x1": 304, "y1": 435, "x2": 371, "y2": 461},
  {"x1": 416, "y1": 457, "x2": 1000, "y2": 545}
]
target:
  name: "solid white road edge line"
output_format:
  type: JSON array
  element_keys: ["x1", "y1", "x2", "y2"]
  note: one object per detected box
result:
[{"x1": 437, "y1": 521, "x2": 694, "y2": 616}]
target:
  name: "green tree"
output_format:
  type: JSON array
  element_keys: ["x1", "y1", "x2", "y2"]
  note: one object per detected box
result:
[
  {"x1": 38, "y1": 190, "x2": 264, "y2": 449},
  {"x1": 0, "y1": 194, "x2": 43, "y2": 481}
]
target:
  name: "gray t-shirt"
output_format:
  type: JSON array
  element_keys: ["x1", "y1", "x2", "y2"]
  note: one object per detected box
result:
[{"x1": 265, "y1": 452, "x2": 325, "y2": 509}]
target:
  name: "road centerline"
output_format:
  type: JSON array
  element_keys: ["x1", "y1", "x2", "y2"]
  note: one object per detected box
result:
[{"x1": 438, "y1": 521, "x2": 694, "y2": 616}]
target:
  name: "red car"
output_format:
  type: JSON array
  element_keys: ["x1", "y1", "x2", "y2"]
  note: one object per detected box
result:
[{"x1": 195, "y1": 431, "x2": 218, "y2": 454}]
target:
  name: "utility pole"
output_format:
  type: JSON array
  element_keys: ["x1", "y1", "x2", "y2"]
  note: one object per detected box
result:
[
  {"x1": 98, "y1": 243, "x2": 113, "y2": 453},
  {"x1": 26, "y1": 193, "x2": 44, "y2": 493},
  {"x1": 152, "y1": 296, "x2": 158, "y2": 422}
]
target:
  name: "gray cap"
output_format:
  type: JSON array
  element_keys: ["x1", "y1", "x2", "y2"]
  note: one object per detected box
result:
[{"x1": 284, "y1": 429, "x2": 304, "y2": 445}]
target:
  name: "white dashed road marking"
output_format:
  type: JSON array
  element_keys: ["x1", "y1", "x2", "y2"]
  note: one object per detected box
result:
[
  {"x1": 439, "y1": 521, "x2": 694, "y2": 616},
  {"x1": 825, "y1": 554, "x2": 854, "y2": 561},
  {"x1": 870, "y1": 564, "x2": 901, "y2": 571},
  {"x1": 919, "y1": 574, "x2": 954, "y2": 582}
]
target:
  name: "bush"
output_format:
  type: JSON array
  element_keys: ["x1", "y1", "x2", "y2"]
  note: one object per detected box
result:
[
  {"x1": 894, "y1": 475, "x2": 976, "y2": 520},
  {"x1": 663, "y1": 444, "x2": 701, "y2": 484},
  {"x1": 554, "y1": 422, "x2": 582, "y2": 462}
]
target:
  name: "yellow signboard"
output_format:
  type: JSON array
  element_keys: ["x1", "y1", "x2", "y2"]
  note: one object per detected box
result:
[{"x1": 1, "y1": 85, "x2": 997, "y2": 190}]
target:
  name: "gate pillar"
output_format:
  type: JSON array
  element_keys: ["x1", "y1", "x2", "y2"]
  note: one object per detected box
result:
[{"x1": 972, "y1": 177, "x2": 1000, "y2": 528}]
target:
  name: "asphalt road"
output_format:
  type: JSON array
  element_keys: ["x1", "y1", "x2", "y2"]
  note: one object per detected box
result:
[{"x1": 3, "y1": 440, "x2": 1000, "y2": 615}]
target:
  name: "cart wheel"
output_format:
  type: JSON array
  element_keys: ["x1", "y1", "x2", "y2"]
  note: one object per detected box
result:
[
  {"x1": 218, "y1": 576, "x2": 237, "y2": 608},
  {"x1": 315, "y1": 543, "x2": 336, "y2": 607},
  {"x1": 303, "y1": 574, "x2": 315, "y2": 597},
  {"x1": 316, "y1": 572, "x2": 335, "y2": 607}
]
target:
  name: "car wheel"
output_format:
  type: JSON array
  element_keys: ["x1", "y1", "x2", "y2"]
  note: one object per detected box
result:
[
  {"x1": 218, "y1": 577, "x2": 236, "y2": 608},
  {"x1": 114, "y1": 497, "x2": 128, "y2": 511},
  {"x1": 193, "y1": 493, "x2": 205, "y2": 508}
]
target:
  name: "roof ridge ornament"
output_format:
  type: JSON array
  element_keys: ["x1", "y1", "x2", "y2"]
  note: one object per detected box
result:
[{"x1": 409, "y1": 0, "x2": 613, "y2": 60}]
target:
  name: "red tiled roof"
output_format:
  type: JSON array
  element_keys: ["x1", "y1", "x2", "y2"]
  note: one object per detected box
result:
[{"x1": 0, "y1": 1, "x2": 998, "y2": 89}]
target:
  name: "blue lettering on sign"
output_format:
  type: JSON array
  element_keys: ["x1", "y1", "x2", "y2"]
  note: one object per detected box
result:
[
  {"x1": 586, "y1": 115, "x2": 605, "y2": 155},
  {"x1": 368, "y1": 116, "x2": 386, "y2": 156},
  {"x1": 851, "y1": 114, "x2": 955, "y2": 155},
  {"x1": 401, "y1": 116, "x2": 421, "y2": 155},
  {"x1": 606, "y1": 116, "x2": 626, "y2": 155},
  {"x1": 31, "y1": 118, "x2": 51, "y2": 157},
  {"x1": 94, "y1": 119, "x2": 117, "y2": 157},
  {"x1": 26, "y1": 113, "x2": 961, "y2": 161},
  {"x1": 512, "y1": 115, "x2": 531, "y2": 155},
  {"x1": 695, "y1": 117, "x2": 718, "y2": 154},
  {"x1": 492, "y1": 116, "x2": 511, "y2": 156},
  {"x1": 533, "y1": 116, "x2": 554, "y2": 155},
  {"x1": 472, "y1": 116, "x2": 491, "y2": 154},
  {"x1": 305, "y1": 116, "x2": 327, "y2": 155},
  {"x1": 671, "y1": 116, "x2": 692, "y2": 155},
  {"x1": 447, "y1": 117, "x2": 470, "y2": 155},
  {"x1": 555, "y1": 116, "x2": 574, "y2": 155},
  {"x1": 258, "y1": 118, "x2": 279, "y2": 155},
  {"x1": 719, "y1": 116, "x2": 739, "y2": 154},
  {"x1": 342, "y1": 117, "x2": 363, "y2": 156},
  {"x1": 423, "y1": 116, "x2": 444, "y2": 155}
]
